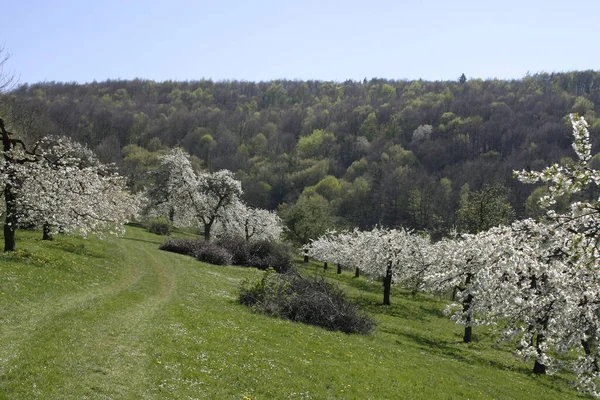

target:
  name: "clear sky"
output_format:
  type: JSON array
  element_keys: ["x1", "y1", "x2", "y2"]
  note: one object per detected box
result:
[{"x1": 2, "y1": 0, "x2": 599, "y2": 84}]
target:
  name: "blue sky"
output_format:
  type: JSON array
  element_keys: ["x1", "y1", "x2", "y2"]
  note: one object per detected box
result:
[{"x1": 2, "y1": 0, "x2": 599, "y2": 84}]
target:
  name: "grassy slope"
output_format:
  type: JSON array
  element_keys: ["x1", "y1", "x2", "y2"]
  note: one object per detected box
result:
[{"x1": 0, "y1": 227, "x2": 585, "y2": 399}]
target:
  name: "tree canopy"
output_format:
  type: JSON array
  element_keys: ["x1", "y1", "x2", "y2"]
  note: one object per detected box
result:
[{"x1": 7, "y1": 71, "x2": 600, "y2": 235}]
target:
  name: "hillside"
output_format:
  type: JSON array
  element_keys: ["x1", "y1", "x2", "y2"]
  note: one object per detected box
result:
[
  {"x1": 4, "y1": 72, "x2": 600, "y2": 234},
  {"x1": 0, "y1": 227, "x2": 584, "y2": 399}
]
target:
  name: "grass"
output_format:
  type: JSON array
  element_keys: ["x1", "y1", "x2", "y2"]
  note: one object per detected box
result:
[{"x1": 0, "y1": 227, "x2": 588, "y2": 399}]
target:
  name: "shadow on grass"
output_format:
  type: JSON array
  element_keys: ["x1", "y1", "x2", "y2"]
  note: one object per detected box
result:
[
  {"x1": 297, "y1": 263, "x2": 447, "y2": 321},
  {"x1": 350, "y1": 296, "x2": 445, "y2": 323},
  {"x1": 298, "y1": 261, "x2": 578, "y2": 394},
  {"x1": 119, "y1": 236, "x2": 164, "y2": 246},
  {"x1": 356, "y1": 297, "x2": 420, "y2": 321},
  {"x1": 172, "y1": 230, "x2": 202, "y2": 239},
  {"x1": 49, "y1": 239, "x2": 108, "y2": 259},
  {"x1": 51, "y1": 240, "x2": 86, "y2": 255},
  {"x1": 382, "y1": 325, "x2": 576, "y2": 393}
]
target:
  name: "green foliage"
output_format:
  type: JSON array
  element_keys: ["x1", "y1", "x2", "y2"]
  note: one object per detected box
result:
[
  {"x1": 146, "y1": 217, "x2": 172, "y2": 236},
  {"x1": 380, "y1": 83, "x2": 396, "y2": 98},
  {"x1": 121, "y1": 144, "x2": 164, "y2": 191},
  {"x1": 457, "y1": 183, "x2": 515, "y2": 233},
  {"x1": 290, "y1": 159, "x2": 329, "y2": 190},
  {"x1": 359, "y1": 112, "x2": 378, "y2": 140},
  {"x1": 386, "y1": 144, "x2": 416, "y2": 166},
  {"x1": 12, "y1": 72, "x2": 600, "y2": 236},
  {"x1": 572, "y1": 96, "x2": 595, "y2": 117},
  {"x1": 343, "y1": 157, "x2": 369, "y2": 181},
  {"x1": 296, "y1": 129, "x2": 336, "y2": 159},
  {"x1": 250, "y1": 133, "x2": 267, "y2": 155},
  {"x1": 199, "y1": 134, "x2": 215, "y2": 146},
  {"x1": 313, "y1": 175, "x2": 341, "y2": 200},
  {"x1": 525, "y1": 186, "x2": 570, "y2": 218},
  {"x1": 279, "y1": 192, "x2": 336, "y2": 245}
]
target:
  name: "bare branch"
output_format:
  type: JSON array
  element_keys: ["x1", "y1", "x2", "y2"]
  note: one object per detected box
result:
[{"x1": 0, "y1": 45, "x2": 16, "y2": 94}]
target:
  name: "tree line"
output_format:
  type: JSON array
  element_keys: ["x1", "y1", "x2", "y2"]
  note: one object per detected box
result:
[{"x1": 3, "y1": 71, "x2": 600, "y2": 238}]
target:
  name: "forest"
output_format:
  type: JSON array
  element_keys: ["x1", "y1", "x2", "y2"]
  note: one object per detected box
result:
[{"x1": 4, "y1": 71, "x2": 600, "y2": 238}]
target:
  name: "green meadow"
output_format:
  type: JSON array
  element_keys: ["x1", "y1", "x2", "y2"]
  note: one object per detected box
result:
[{"x1": 0, "y1": 226, "x2": 584, "y2": 399}]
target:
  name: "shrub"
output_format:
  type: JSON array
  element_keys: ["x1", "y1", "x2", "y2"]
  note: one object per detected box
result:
[
  {"x1": 146, "y1": 217, "x2": 172, "y2": 236},
  {"x1": 217, "y1": 236, "x2": 293, "y2": 273},
  {"x1": 159, "y1": 238, "x2": 203, "y2": 256},
  {"x1": 239, "y1": 269, "x2": 375, "y2": 334},
  {"x1": 217, "y1": 235, "x2": 250, "y2": 265},
  {"x1": 195, "y1": 242, "x2": 233, "y2": 266},
  {"x1": 247, "y1": 240, "x2": 293, "y2": 273}
]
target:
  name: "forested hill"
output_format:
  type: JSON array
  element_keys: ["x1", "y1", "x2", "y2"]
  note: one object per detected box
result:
[{"x1": 7, "y1": 71, "x2": 600, "y2": 235}]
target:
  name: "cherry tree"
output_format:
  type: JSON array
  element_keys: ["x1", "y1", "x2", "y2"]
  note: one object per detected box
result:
[
  {"x1": 305, "y1": 229, "x2": 361, "y2": 274},
  {"x1": 306, "y1": 227, "x2": 427, "y2": 305},
  {"x1": 14, "y1": 135, "x2": 138, "y2": 239},
  {"x1": 195, "y1": 169, "x2": 243, "y2": 241},
  {"x1": 0, "y1": 120, "x2": 137, "y2": 249},
  {"x1": 215, "y1": 201, "x2": 283, "y2": 242},
  {"x1": 145, "y1": 148, "x2": 243, "y2": 241},
  {"x1": 511, "y1": 114, "x2": 600, "y2": 391},
  {"x1": 425, "y1": 228, "x2": 509, "y2": 343},
  {"x1": 1, "y1": 118, "x2": 41, "y2": 250},
  {"x1": 402, "y1": 232, "x2": 446, "y2": 296},
  {"x1": 144, "y1": 148, "x2": 198, "y2": 226},
  {"x1": 433, "y1": 115, "x2": 600, "y2": 393}
]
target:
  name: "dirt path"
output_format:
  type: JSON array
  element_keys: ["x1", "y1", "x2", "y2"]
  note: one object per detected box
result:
[{"x1": 0, "y1": 230, "x2": 180, "y2": 399}]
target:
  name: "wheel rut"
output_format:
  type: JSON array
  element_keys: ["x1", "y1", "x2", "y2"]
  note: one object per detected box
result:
[{"x1": 0, "y1": 234, "x2": 177, "y2": 398}]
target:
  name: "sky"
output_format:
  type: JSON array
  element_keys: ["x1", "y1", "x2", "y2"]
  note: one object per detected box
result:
[{"x1": 2, "y1": 0, "x2": 599, "y2": 85}]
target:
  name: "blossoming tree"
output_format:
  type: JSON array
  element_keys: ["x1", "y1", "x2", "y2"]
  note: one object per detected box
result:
[
  {"x1": 306, "y1": 227, "x2": 439, "y2": 305},
  {"x1": 0, "y1": 121, "x2": 137, "y2": 249},
  {"x1": 511, "y1": 114, "x2": 600, "y2": 390},
  {"x1": 145, "y1": 148, "x2": 243, "y2": 241},
  {"x1": 14, "y1": 135, "x2": 138, "y2": 239},
  {"x1": 215, "y1": 200, "x2": 283, "y2": 242},
  {"x1": 0, "y1": 117, "x2": 40, "y2": 250}
]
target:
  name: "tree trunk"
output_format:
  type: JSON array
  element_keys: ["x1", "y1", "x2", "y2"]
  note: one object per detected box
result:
[
  {"x1": 581, "y1": 338, "x2": 600, "y2": 372},
  {"x1": 533, "y1": 359, "x2": 546, "y2": 374},
  {"x1": 323, "y1": 262, "x2": 327, "y2": 270},
  {"x1": 3, "y1": 182, "x2": 16, "y2": 252},
  {"x1": 532, "y1": 320, "x2": 548, "y2": 374},
  {"x1": 530, "y1": 275, "x2": 547, "y2": 374},
  {"x1": 383, "y1": 261, "x2": 392, "y2": 305},
  {"x1": 354, "y1": 267, "x2": 360, "y2": 278},
  {"x1": 463, "y1": 326, "x2": 472, "y2": 344},
  {"x1": 337, "y1": 264, "x2": 342, "y2": 274},
  {"x1": 582, "y1": 330, "x2": 600, "y2": 372},
  {"x1": 204, "y1": 223, "x2": 211, "y2": 241},
  {"x1": 533, "y1": 332, "x2": 547, "y2": 374},
  {"x1": 42, "y1": 223, "x2": 53, "y2": 241},
  {"x1": 1, "y1": 118, "x2": 36, "y2": 252},
  {"x1": 4, "y1": 222, "x2": 15, "y2": 252},
  {"x1": 463, "y1": 273, "x2": 473, "y2": 343},
  {"x1": 452, "y1": 285, "x2": 458, "y2": 301}
]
